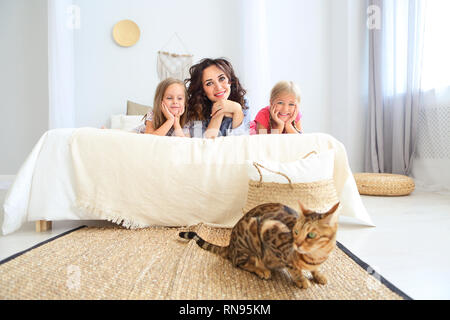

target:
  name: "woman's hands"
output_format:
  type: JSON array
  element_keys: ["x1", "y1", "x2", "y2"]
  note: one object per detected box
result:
[
  {"x1": 210, "y1": 100, "x2": 238, "y2": 119},
  {"x1": 206, "y1": 100, "x2": 244, "y2": 138}
]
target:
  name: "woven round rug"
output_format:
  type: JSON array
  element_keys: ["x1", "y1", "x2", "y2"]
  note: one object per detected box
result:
[
  {"x1": 354, "y1": 173, "x2": 415, "y2": 196},
  {"x1": 0, "y1": 225, "x2": 410, "y2": 300}
]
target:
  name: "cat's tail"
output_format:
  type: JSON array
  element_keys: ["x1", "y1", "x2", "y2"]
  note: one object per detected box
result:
[{"x1": 179, "y1": 231, "x2": 229, "y2": 259}]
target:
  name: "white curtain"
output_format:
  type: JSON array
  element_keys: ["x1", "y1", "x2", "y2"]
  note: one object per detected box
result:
[
  {"x1": 48, "y1": 0, "x2": 76, "y2": 129},
  {"x1": 240, "y1": 0, "x2": 271, "y2": 120},
  {"x1": 366, "y1": 0, "x2": 450, "y2": 191},
  {"x1": 411, "y1": 0, "x2": 450, "y2": 193},
  {"x1": 365, "y1": 0, "x2": 426, "y2": 174}
]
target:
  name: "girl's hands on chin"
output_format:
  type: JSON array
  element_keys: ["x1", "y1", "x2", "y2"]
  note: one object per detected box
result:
[
  {"x1": 174, "y1": 109, "x2": 183, "y2": 127},
  {"x1": 161, "y1": 103, "x2": 175, "y2": 123},
  {"x1": 287, "y1": 105, "x2": 299, "y2": 124},
  {"x1": 270, "y1": 104, "x2": 285, "y2": 131},
  {"x1": 285, "y1": 105, "x2": 301, "y2": 133}
]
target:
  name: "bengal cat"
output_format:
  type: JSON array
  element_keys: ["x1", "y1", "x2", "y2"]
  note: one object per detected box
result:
[{"x1": 179, "y1": 201, "x2": 339, "y2": 289}]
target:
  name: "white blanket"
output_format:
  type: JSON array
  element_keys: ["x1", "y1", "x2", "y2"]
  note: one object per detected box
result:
[
  {"x1": 2, "y1": 128, "x2": 374, "y2": 235},
  {"x1": 70, "y1": 128, "x2": 374, "y2": 229},
  {"x1": 2, "y1": 129, "x2": 96, "y2": 235}
]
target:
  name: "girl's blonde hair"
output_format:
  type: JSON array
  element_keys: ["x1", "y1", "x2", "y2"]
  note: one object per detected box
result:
[
  {"x1": 152, "y1": 78, "x2": 188, "y2": 129},
  {"x1": 270, "y1": 81, "x2": 301, "y2": 105}
]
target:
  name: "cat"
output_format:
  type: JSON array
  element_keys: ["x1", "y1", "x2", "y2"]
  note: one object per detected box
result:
[{"x1": 179, "y1": 201, "x2": 339, "y2": 289}]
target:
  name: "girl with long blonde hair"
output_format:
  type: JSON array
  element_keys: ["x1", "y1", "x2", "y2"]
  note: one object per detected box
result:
[{"x1": 135, "y1": 78, "x2": 190, "y2": 137}]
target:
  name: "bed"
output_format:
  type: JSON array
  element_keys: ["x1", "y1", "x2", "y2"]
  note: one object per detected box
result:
[{"x1": 2, "y1": 128, "x2": 374, "y2": 235}]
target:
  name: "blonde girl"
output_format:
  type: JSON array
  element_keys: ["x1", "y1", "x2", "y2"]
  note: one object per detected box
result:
[
  {"x1": 135, "y1": 78, "x2": 190, "y2": 137},
  {"x1": 251, "y1": 81, "x2": 303, "y2": 134}
]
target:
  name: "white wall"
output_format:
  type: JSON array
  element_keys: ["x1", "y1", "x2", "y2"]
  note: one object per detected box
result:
[
  {"x1": 73, "y1": 0, "x2": 334, "y2": 134},
  {"x1": 330, "y1": 0, "x2": 369, "y2": 172},
  {"x1": 0, "y1": 0, "x2": 369, "y2": 174},
  {"x1": 0, "y1": 0, "x2": 49, "y2": 174},
  {"x1": 265, "y1": 0, "x2": 332, "y2": 134},
  {"x1": 73, "y1": 0, "x2": 243, "y2": 128}
]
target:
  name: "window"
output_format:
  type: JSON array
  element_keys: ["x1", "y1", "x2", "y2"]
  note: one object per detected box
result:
[{"x1": 421, "y1": 0, "x2": 450, "y2": 91}]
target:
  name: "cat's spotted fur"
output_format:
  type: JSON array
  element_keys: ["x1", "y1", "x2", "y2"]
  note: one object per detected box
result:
[{"x1": 179, "y1": 201, "x2": 339, "y2": 289}]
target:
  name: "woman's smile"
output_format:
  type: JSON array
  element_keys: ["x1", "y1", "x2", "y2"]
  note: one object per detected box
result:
[{"x1": 214, "y1": 91, "x2": 226, "y2": 99}]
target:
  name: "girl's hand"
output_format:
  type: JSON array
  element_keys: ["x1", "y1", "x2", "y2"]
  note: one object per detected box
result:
[
  {"x1": 285, "y1": 106, "x2": 301, "y2": 134},
  {"x1": 161, "y1": 103, "x2": 175, "y2": 123},
  {"x1": 270, "y1": 104, "x2": 285, "y2": 132},
  {"x1": 173, "y1": 110, "x2": 182, "y2": 128},
  {"x1": 287, "y1": 105, "x2": 299, "y2": 124},
  {"x1": 285, "y1": 109, "x2": 302, "y2": 134}
]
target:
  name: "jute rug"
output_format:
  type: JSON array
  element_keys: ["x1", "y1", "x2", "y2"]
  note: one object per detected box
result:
[{"x1": 0, "y1": 225, "x2": 411, "y2": 300}]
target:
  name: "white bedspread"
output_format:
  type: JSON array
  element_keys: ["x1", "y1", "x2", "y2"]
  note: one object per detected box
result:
[{"x1": 2, "y1": 129, "x2": 374, "y2": 235}]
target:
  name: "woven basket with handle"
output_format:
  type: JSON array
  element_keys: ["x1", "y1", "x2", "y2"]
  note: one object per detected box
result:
[{"x1": 243, "y1": 159, "x2": 339, "y2": 215}]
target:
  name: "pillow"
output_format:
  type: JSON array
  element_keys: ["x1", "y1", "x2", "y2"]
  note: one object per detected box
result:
[
  {"x1": 247, "y1": 150, "x2": 335, "y2": 183},
  {"x1": 243, "y1": 150, "x2": 338, "y2": 214},
  {"x1": 127, "y1": 100, "x2": 152, "y2": 115},
  {"x1": 110, "y1": 115, "x2": 144, "y2": 131}
]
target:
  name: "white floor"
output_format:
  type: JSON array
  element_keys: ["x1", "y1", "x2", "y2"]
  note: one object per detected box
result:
[{"x1": 1, "y1": 176, "x2": 449, "y2": 300}]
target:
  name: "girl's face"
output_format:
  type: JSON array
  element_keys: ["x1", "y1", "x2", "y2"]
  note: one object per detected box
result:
[
  {"x1": 202, "y1": 65, "x2": 231, "y2": 102},
  {"x1": 271, "y1": 93, "x2": 298, "y2": 123},
  {"x1": 163, "y1": 83, "x2": 186, "y2": 116}
]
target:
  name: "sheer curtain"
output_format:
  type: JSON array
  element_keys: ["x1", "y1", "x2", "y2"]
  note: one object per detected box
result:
[
  {"x1": 365, "y1": 0, "x2": 426, "y2": 175},
  {"x1": 411, "y1": 0, "x2": 450, "y2": 192},
  {"x1": 48, "y1": 0, "x2": 76, "y2": 129},
  {"x1": 240, "y1": 0, "x2": 271, "y2": 120}
]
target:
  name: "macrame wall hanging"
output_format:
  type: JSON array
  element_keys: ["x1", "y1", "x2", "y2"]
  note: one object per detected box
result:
[{"x1": 157, "y1": 33, "x2": 193, "y2": 81}]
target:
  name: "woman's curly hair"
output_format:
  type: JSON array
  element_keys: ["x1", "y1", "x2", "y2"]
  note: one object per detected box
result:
[{"x1": 184, "y1": 58, "x2": 247, "y2": 122}]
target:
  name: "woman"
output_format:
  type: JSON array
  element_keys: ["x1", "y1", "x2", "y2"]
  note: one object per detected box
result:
[{"x1": 185, "y1": 58, "x2": 250, "y2": 138}]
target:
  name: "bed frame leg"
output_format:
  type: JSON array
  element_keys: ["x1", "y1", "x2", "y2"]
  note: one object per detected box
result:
[{"x1": 36, "y1": 220, "x2": 52, "y2": 232}]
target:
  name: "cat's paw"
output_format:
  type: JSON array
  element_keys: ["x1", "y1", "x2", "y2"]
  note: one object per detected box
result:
[
  {"x1": 294, "y1": 277, "x2": 310, "y2": 289},
  {"x1": 255, "y1": 269, "x2": 272, "y2": 280},
  {"x1": 312, "y1": 272, "x2": 328, "y2": 285}
]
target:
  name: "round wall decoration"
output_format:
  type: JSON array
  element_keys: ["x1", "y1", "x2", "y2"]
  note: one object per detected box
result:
[{"x1": 112, "y1": 20, "x2": 140, "y2": 47}]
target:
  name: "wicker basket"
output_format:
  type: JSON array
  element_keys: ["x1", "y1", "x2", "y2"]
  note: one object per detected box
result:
[
  {"x1": 353, "y1": 173, "x2": 415, "y2": 196},
  {"x1": 243, "y1": 162, "x2": 339, "y2": 214}
]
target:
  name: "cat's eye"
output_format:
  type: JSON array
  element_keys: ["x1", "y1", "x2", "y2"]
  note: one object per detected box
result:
[
  {"x1": 307, "y1": 232, "x2": 316, "y2": 239},
  {"x1": 294, "y1": 230, "x2": 299, "y2": 235}
]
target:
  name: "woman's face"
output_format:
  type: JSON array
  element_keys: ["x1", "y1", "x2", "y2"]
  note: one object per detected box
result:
[
  {"x1": 163, "y1": 83, "x2": 186, "y2": 116},
  {"x1": 271, "y1": 93, "x2": 297, "y2": 123},
  {"x1": 202, "y1": 65, "x2": 231, "y2": 102}
]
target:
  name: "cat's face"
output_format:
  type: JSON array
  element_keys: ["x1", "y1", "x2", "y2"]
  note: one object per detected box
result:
[{"x1": 292, "y1": 202, "x2": 339, "y2": 254}]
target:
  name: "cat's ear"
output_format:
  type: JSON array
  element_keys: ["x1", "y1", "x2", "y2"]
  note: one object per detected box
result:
[
  {"x1": 321, "y1": 202, "x2": 340, "y2": 225},
  {"x1": 298, "y1": 201, "x2": 314, "y2": 216}
]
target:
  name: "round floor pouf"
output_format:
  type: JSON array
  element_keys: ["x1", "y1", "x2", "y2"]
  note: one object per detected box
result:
[{"x1": 353, "y1": 173, "x2": 415, "y2": 196}]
